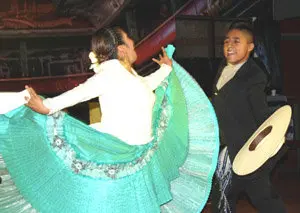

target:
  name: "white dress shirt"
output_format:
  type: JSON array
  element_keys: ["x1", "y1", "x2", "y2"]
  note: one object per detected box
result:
[
  {"x1": 216, "y1": 62, "x2": 245, "y2": 90},
  {"x1": 43, "y1": 59, "x2": 172, "y2": 145}
]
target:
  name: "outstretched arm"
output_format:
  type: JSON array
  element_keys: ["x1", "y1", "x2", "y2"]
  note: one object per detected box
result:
[{"x1": 26, "y1": 74, "x2": 104, "y2": 114}]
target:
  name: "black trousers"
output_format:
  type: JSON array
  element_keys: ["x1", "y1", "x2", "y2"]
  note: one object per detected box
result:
[{"x1": 211, "y1": 172, "x2": 286, "y2": 213}]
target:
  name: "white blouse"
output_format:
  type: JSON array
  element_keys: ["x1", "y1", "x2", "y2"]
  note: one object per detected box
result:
[{"x1": 43, "y1": 59, "x2": 172, "y2": 145}]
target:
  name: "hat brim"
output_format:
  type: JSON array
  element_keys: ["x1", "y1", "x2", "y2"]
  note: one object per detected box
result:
[{"x1": 232, "y1": 105, "x2": 292, "y2": 176}]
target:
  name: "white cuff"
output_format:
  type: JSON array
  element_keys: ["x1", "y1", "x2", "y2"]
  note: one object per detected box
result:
[{"x1": 43, "y1": 99, "x2": 56, "y2": 115}]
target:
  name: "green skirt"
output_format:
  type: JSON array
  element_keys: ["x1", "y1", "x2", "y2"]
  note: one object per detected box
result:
[{"x1": 0, "y1": 45, "x2": 219, "y2": 213}]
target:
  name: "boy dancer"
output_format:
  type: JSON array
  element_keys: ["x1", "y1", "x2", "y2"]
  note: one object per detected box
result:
[{"x1": 211, "y1": 22, "x2": 286, "y2": 213}]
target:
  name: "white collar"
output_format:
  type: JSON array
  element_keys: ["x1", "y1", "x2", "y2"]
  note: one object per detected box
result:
[{"x1": 226, "y1": 60, "x2": 247, "y2": 70}]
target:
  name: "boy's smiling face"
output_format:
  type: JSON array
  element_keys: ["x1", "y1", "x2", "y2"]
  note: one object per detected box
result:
[{"x1": 223, "y1": 29, "x2": 254, "y2": 65}]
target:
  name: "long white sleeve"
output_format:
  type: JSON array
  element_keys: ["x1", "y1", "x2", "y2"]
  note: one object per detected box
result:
[
  {"x1": 43, "y1": 74, "x2": 105, "y2": 114},
  {"x1": 0, "y1": 90, "x2": 30, "y2": 114},
  {"x1": 142, "y1": 64, "x2": 172, "y2": 90}
]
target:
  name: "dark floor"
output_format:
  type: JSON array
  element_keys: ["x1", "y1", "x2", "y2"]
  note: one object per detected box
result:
[{"x1": 203, "y1": 149, "x2": 300, "y2": 213}]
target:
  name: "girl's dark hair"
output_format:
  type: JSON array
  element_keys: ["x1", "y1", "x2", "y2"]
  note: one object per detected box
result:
[
  {"x1": 91, "y1": 27, "x2": 125, "y2": 63},
  {"x1": 227, "y1": 21, "x2": 254, "y2": 43}
]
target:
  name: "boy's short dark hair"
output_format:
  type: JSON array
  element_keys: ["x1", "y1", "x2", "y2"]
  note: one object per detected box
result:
[{"x1": 227, "y1": 21, "x2": 254, "y2": 43}]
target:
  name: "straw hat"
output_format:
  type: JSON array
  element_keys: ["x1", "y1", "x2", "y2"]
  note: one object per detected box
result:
[{"x1": 232, "y1": 105, "x2": 292, "y2": 176}]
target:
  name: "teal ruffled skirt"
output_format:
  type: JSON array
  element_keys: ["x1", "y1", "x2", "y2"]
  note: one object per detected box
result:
[{"x1": 0, "y1": 46, "x2": 219, "y2": 213}]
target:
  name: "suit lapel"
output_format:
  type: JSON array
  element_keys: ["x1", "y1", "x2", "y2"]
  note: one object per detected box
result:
[
  {"x1": 213, "y1": 60, "x2": 226, "y2": 94},
  {"x1": 213, "y1": 59, "x2": 252, "y2": 94},
  {"x1": 230, "y1": 59, "x2": 252, "y2": 83}
]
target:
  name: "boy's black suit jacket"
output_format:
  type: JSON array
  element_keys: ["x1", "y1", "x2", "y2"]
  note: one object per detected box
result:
[{"x1": 211, "y1": 58, "x2": 287, "y2": 178}]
